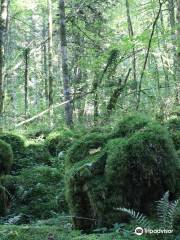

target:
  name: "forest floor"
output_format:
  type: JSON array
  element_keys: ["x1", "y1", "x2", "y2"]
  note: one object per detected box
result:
[{"x1": 0, "y1": 224, "x2": 148, "y2": 240}]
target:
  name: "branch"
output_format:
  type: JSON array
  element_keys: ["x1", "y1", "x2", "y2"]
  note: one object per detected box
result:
[{"x1": 136, "y1": 0, "x2": 164, "y2": 110}]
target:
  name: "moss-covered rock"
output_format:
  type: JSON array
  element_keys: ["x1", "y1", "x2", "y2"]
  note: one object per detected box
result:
[
  {"x1": 46, "y1": 131, "x2": 73, "y2": 157},
  {"x1": 112, "y1": 114, "x2": 150, "y2": 138},
  {"x1": 65, "y1": 116, "x2": 179, "y2": 231},
  {"x1": 0, "y1": 140, "x2": 13, "y2": 175},
  {"x1": 0, "y1": 185, "x2": 8, "y2": 216},
  {"x1": 0, "y1": 133, "x2": 25, "y2": 157},
  {"x1": 166, "y1": 117, "x2": 180, "y2": 150}
]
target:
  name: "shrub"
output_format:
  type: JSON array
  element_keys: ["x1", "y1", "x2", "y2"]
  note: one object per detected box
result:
[
  {"x1": 65, "y1": 116, "x2": 179, "y2": 231},
  {"x1": 0, "y1": 140, "x2": 13, "y2": 175}
]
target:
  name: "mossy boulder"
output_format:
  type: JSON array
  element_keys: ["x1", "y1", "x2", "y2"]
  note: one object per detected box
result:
[
  {"x1": 65, "y1": 116, "x2": 179, "y2": 231},
  {"x1": 46, "y1": 131, "x2": 75, "y2": 157},
  {"x1": 166, "y1": 117, "x2": 180, "y2": 150},
  {"x1": 0, "y1": 185, "x2": 8, "y2": 216},
  {"x1": 0, "y1": 140, "x2": 13, "y2": 175},
  {"x1": 0, "y1": 133, "x2": 25, "y2": 157}
]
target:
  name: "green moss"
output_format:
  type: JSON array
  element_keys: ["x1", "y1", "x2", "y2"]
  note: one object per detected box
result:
[
  {"x1": 65, "y1": 115, "x2": 179, "y2": 231},
  {"x1": 46, "y1": 131, "x2": 73, "y2": 157},
  {"x1": 106, "y1": 123, "x2": 178, "y2": 214},
  {"x1": 0, "y1": 185, "x2": 7, "y2": 216},
  {"x1": 66, "y1": 132, "x2": 107, "y2": 167},
  {"x1": 112, "y1": 114, "x2": 150, "y2": 138},
  {"x1": 24, "y1": 143, "x2": 51, "y2": 165},
  {"x1": 0, "y1": 140, "x2": 13, "y2": 175},
  {"x1": 166, "y1": 117, "x2": 180, "y2": 150},
  {"x1": 13, "y1": 165, "x2": 67, "y2": 219},
  {"x1": 0, "y1": 133, "x2": 25, "y2": 157}
]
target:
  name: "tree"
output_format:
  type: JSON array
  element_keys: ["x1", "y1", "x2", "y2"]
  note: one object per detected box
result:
[
  {"x1": 0, "y1": 0, "x2": 8, "y2": 131},
  {"x1": 59, "y1": 0, "x2": 73, "y2": 127}
]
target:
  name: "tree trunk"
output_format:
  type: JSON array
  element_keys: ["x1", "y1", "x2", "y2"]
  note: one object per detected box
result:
[
  {"x1": 24, "y1": 48, "x2": 29, "y2": 115},
  {"x1": 48, "y1": 0, "x2": 53, "y2": 108},
  {"x1": 42, "y1": 18, "x2": 48, "y2": 106},
  {"x1": 0, "y1": 0, "x2": 8, "y2": 131},
  {"x1": 176, "y1": 0, "x2": 180, "y2": 103},
  {"x1": 59, "y1": 0, "x2": 73, "y2": 127},
  {"x1": 125, "y1": 0, "x2": 137, "y2": 100}
]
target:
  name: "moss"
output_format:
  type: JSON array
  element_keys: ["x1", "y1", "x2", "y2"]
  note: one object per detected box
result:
[
  {"x1": 12, "y1": 166, "x2": 67, "y2": 219},
  {"x1": 112, "y1": 114, "x2": 150, "y2": 138},
  {"x1": 105, "y1": 123, "x2": 178, "y2": 214},
  {"x1": 0, "y1": 133, "x2": 25, "y2": 157},
  {"x1": 46, "y1": 131, "x2": 73, "y2": 157},
  {"x1": 166, "y1": 117, "x2": 180, "y2": 150},
  {"x1": 0, "y1": 185, "x2": 7, "y2": 216},
  {"x1": 24, "y1": 143, "x2": 51, "y2": 165},
  {"x1": 66, "y1": 132, "x2": 108, "y2": 167},
  {"x1": 65, "y1": 115, "x2": 179, "y2": 231},
  {"x1": 0, "y1": 140, "x2": 13, "y2": 175}
]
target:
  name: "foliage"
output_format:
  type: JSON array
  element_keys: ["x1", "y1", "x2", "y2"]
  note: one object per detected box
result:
[
  {"x1": 10, "y1": 165, "x2": 67, "y2": 219},
  {"x1": 116, "y1": 191, "x2": 179, "y2": 239}
]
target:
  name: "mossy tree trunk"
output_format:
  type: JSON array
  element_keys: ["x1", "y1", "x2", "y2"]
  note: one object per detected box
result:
[
  {"x1": 59, "y1": 0, "x2": 73, "y2": 127},
  {"x1": 0, "y1": 0, "x2": 8, "y2": 132}
]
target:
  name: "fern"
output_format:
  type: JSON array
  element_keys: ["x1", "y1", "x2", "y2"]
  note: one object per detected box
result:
[
  {"x1": 115, "y1": 191, "x2": 179, "y2": 231},
  {"x1": 116, "y1": 207, "x2": 151, "y2": 228},
  {"x1": 156, "y1": 191, "x2": 179, "y2": 229}
]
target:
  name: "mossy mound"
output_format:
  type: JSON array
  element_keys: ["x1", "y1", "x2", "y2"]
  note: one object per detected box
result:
[
  {"x1": 65, "y1": 116, "x2": 179, "y2": 231},
  {"x1": 46, "y1": 129, "x2": 77, "y2": 157},
  {"x1": 0, "y1": 185, "x2": 8, "y2": 216},
  {"x1": 0, "y1": 140, "x2": 13, "y2": 175},
  {"x1": 166, "y1": 117, "x2": 180, "y2": 150},
  {"x1": 0, "y1": 133, "x2": 25, "y2": 157},
  {"x1": 112, "y1": 114, "x2": 150, "y2": 138}
]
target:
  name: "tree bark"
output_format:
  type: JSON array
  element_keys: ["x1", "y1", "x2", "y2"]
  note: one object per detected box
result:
[
  {"x1": 125, "y1": 0, "x2": 137, "y2": 99},
  {"x1": 0, "y1": 0, "x2": 8, "y2": 131},
  {"x1": 48, "y1": 0, "x2": 53, "y2": 108},
  {"x1": 59, "y1": 0, "x2": 73, "y2": 127},
  {"x1": 24, "y1": 48, "x2": 29, "y2": 115},
  {"x1": 176, "y1": 0, "x2": 180, "y2": 103}
]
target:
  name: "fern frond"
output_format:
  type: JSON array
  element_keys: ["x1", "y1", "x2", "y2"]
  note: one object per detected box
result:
[
  {"x1": 156, "y1": 191, "x2": 179, "y2": 229},
  {"x1": 116, "y1": 207, "x2": 151, "y2": 228}
]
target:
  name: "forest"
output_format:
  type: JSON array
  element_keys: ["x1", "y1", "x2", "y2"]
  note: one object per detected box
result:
[{"x1": 0, "y1": 0, "x2": 180, "y2": 239}]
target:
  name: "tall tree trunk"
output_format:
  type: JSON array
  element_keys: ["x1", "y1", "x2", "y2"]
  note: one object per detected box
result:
[
  {"x1": 125, "y1": 0, "x2": 137, "y2": 100},
  {"x1": 48, "y1": 0, "x2": 53, "y2": 108},
  {"x1": 24, "y1": 48, "x2": 29, "y2": 115},
  {"x1": 0, "y1": 0, "x2": 8, "y2": 131},
  {"x1": 59, "y1": 0, "x2": 73, "y2": 127},
  {"x1": 42, "y1": 17, "x2": 48, "y2": 106},
  {"x1": 168, "y1": 0, "x2": 177, "y2": 96},
  {"x1": 176, "y1": 0, "x2": 180, "y2": 103}
]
